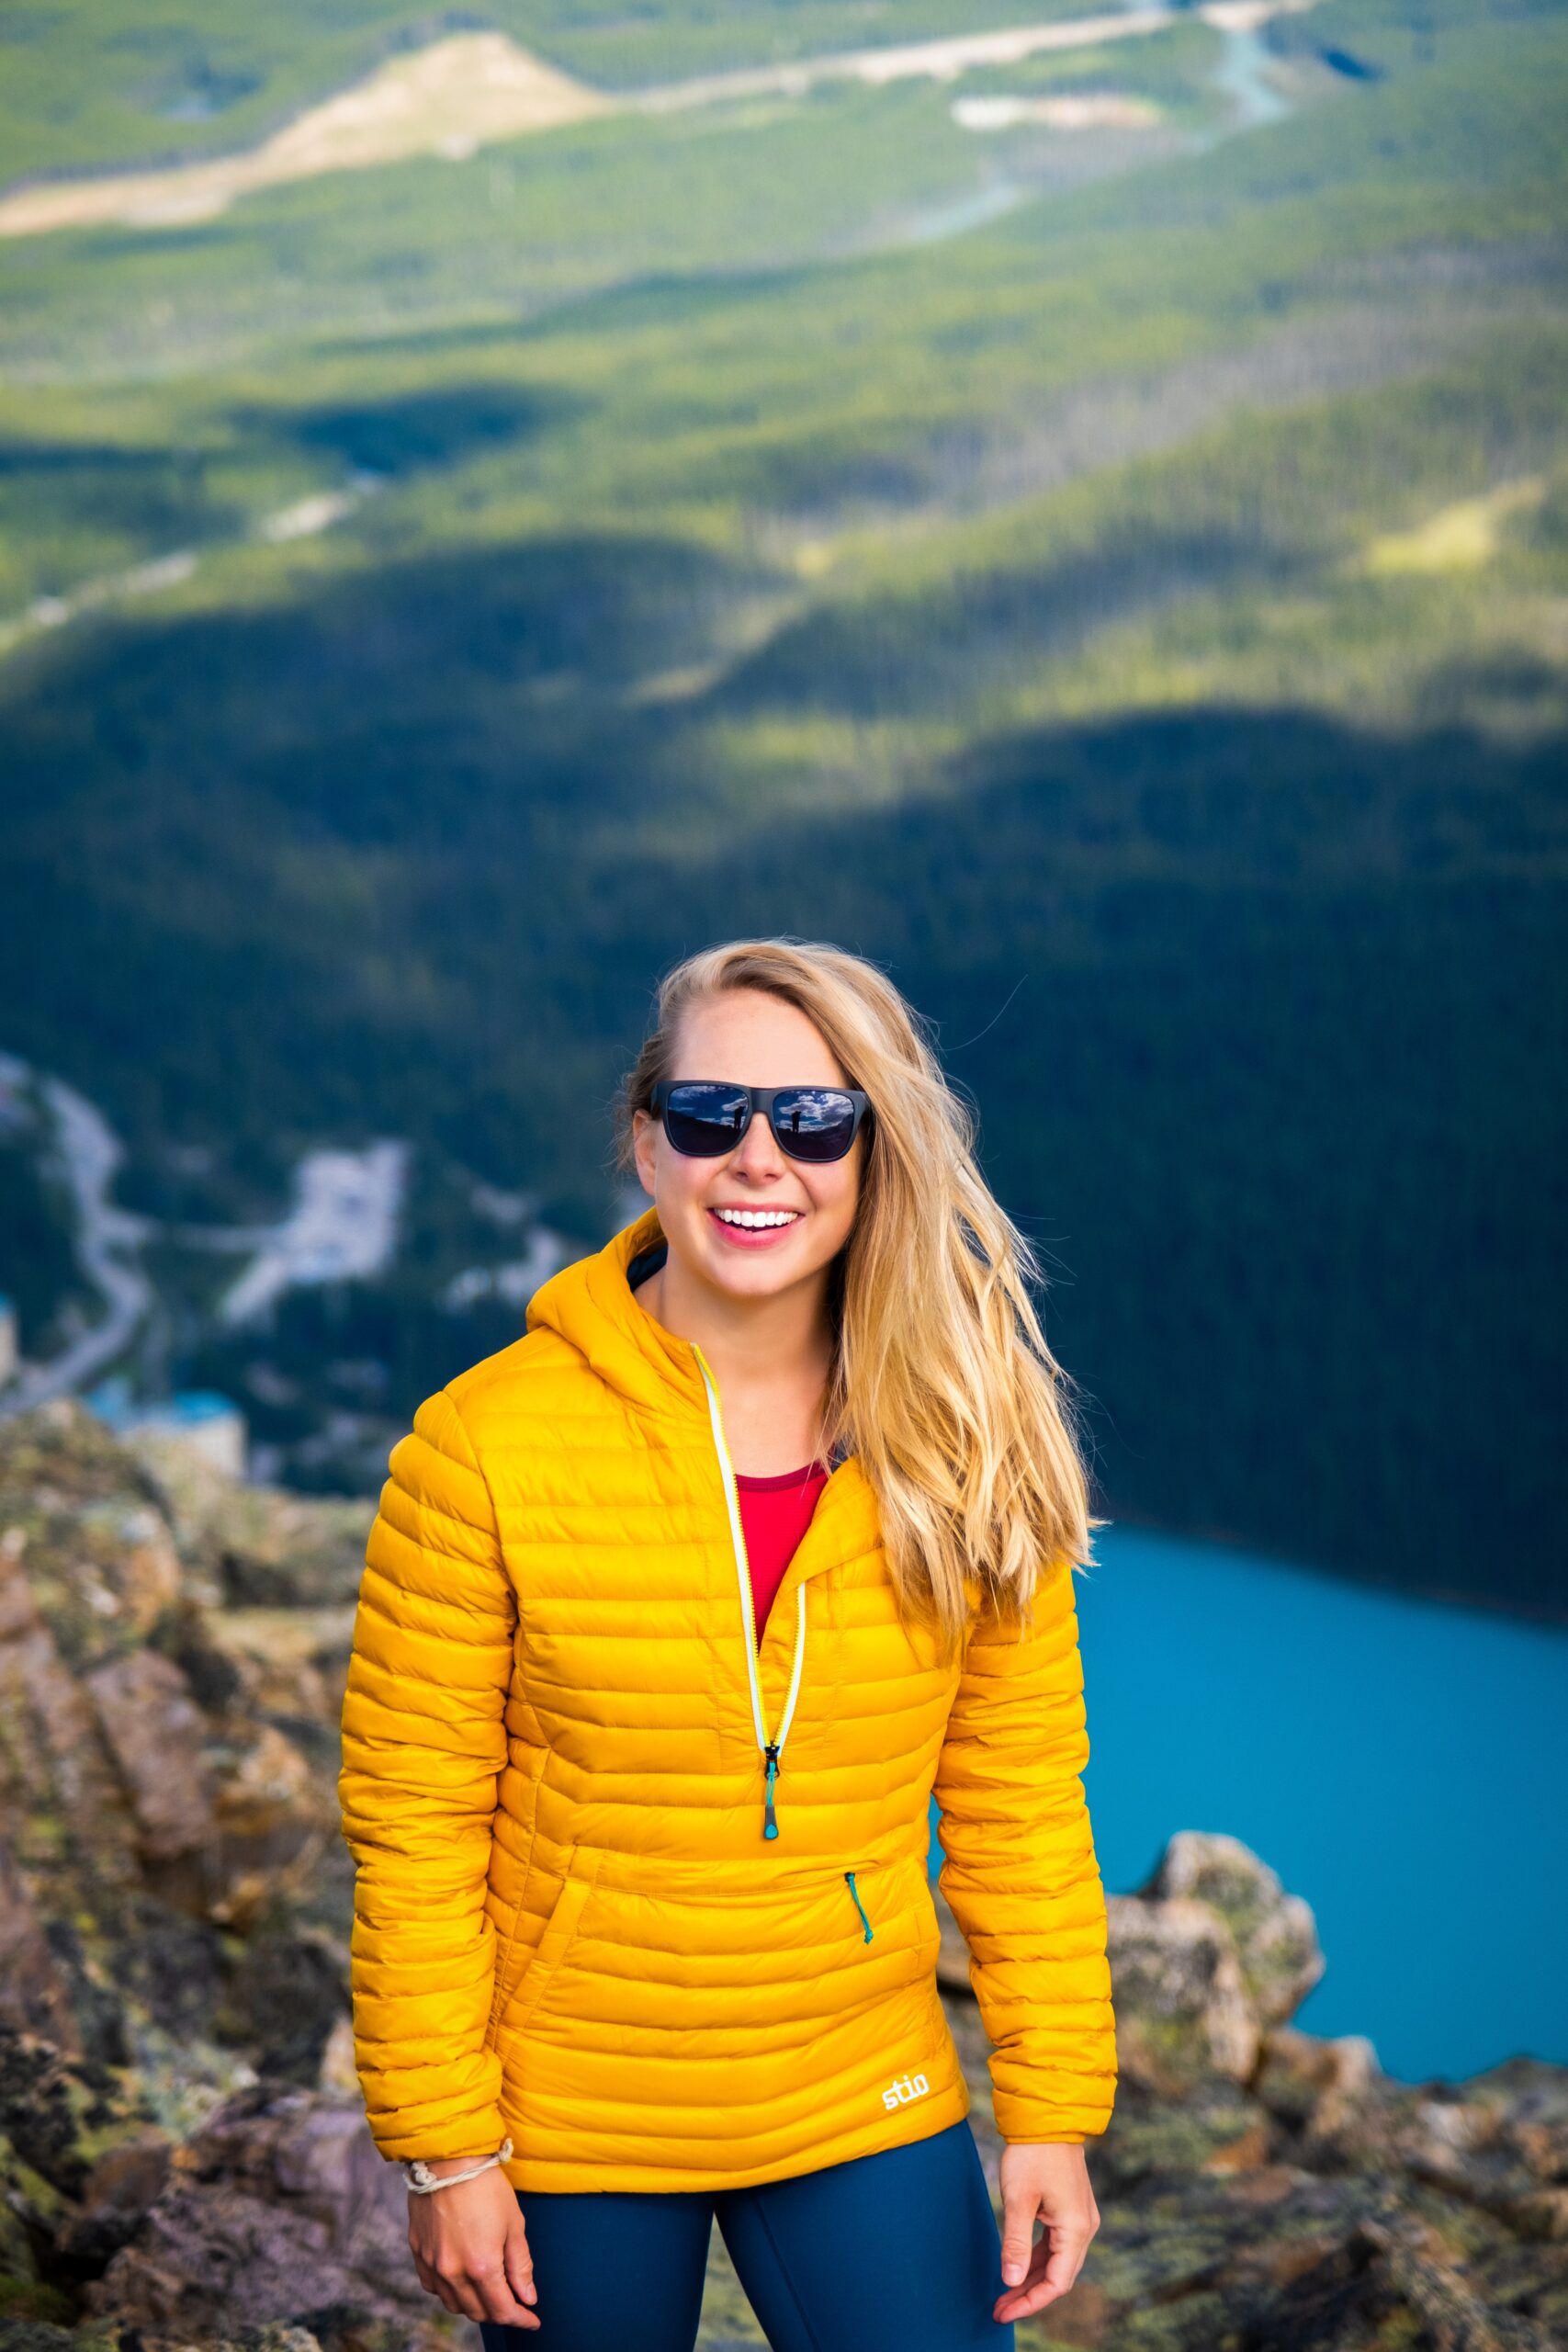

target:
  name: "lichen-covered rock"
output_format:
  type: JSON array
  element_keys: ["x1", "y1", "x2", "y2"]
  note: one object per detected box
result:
[
  {"x1": 1255, "y1": 2023, "x2": 1382, "y2": 2162},
  {"x1": 0, "y1": 2029, "x2": 175, "y2": 2323},
  {"x1": 1106, "y1": 1890, "x2": 1261, "y2": 2090},
  {"x1": 0, "y1": 1852, "x2": 79, "y2": 2056},
  {"x1": 1100, "y1": 1831, "x2": 1327, "y2": 2104},
  {"x1": 0, "y1": 1533, "x2": 142, "y2": 1935},
  {"x1": 0, "y1": 1411, "x2": 362, "y2": 2290},
  {"x1": 124, "y1": 1426, "x2": 371, "y2": 1612},
  {"x1": 83, "y1": 2085, "x2": 438, "y2": 2348},
  {"x1": 85, "y1": 1650, "x2": 217, "y2": 1868},
  {"x1": 0, "y1": 1405, "x2": 356, "y2": 2082},
  {"x1": 1143, "y1": 1830, "x2": 1325, "y2": 2027}
]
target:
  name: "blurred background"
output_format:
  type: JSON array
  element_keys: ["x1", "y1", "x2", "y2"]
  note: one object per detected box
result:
[{"x1": 1, "y1": 2, "x2": 1565, "y2": 2344}]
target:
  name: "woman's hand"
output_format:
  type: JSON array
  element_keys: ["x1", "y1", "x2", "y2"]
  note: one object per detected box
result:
[
  {"x1": 408, "y1": 2158, "x2": 539, "y2": 2330},
  {"x1": 993, "y1": 2140, "x2": 1100, "y2": 2325}
]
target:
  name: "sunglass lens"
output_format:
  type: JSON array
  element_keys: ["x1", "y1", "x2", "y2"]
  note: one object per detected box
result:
[
  {"x1": 664, "y1": 1083, "x2": 750, "y2": 1156},
  {"x1": 770, "y1": 1089, "x2": 860, "y2": 1162}
]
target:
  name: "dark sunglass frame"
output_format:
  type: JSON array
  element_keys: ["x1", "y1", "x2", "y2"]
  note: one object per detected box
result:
[{"x1": 649, "y1": 1080, "x2": 873, "y2": 1164}]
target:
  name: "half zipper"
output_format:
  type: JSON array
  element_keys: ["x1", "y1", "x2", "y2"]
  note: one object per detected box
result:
[{"x1": 692, "y1": 1340, "x2": 807, "y2": 1841}]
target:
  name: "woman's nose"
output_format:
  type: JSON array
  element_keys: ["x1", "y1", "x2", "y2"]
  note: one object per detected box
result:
[{"x1": 731, "y1": 1112, "x2": 785, "y2": 1175}]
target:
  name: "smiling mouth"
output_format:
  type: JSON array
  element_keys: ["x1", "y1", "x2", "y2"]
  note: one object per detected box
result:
[{"x1": 708, "y1": 1206, "x2": 802, "y2": 1233}]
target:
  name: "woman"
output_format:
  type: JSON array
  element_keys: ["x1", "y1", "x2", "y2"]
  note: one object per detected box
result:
[{"x1": 339, "y1": 938, "x2": 1116, "y2": 2351}]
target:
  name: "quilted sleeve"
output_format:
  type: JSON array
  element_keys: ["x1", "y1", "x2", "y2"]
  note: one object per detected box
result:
[
  {"x1": 338, "y1": 1385, "x2": 517, "y2": 2163},
  {"x1": 931, "y1": 1561, "x2": 1116, "y2": 2143}
]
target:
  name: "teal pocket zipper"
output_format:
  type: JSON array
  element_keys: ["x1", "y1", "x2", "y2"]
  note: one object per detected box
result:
[{"x1": 844, "y1": 1870, "x2": 874, "y2": 1943}]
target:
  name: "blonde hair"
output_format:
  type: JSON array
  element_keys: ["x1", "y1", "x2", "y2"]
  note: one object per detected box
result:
[{"x1": 611, "y1": 938, "x2": 1102, "y2": 1662}]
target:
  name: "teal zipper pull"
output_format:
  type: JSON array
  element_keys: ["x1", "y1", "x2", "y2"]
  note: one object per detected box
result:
[
  {"x1": 763, "y1": 1744, "x2": 780, "y2": 1839},
  {"x1": 845, "y1": 1870, "x2": 874, "y2": 1942}
]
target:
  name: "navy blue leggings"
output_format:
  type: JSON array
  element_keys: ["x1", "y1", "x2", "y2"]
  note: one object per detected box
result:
[{"x1": 478, "y1": 2117, "x2": 1014, "y2": 2352}]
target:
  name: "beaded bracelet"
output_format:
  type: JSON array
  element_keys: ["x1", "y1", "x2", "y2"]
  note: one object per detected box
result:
[{"x1": 402, "y1": 2138, "x2": 514, "y2": 2194}]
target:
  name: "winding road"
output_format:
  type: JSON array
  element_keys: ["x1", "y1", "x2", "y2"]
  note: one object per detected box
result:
[{"x1": 0, "y1": 1052, "x2": 155, "y2": 1415}]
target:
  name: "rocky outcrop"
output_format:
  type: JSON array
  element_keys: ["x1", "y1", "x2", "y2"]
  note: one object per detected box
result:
[
  {"x1": 942, "y1": 1834, "x2": 1567, "y2": 2349},
  {"x1": 0, "y1": 1400, "x2": 369, "y2": 2344},
  {"x1": 1, "y1": 1399, "x2": 1563, "y2": 2352},
  {"x1": 81, "y1": 2084, "x2": 444, "y2": 2352}
]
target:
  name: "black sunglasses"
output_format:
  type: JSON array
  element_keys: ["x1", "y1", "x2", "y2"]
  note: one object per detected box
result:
[{"x1": 649, "y1": 1080, "x2": 873, "y2": 1165}]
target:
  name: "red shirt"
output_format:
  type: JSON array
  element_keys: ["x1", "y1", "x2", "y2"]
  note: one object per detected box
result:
[{"x1": 736, "y1": 1463, "x2": 830, "y2": 1642}]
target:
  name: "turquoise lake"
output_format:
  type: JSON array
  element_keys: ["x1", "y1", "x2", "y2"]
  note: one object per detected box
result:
[{"x1": 932, "y1": 1524, "x2": 1568, "y2": 2086}]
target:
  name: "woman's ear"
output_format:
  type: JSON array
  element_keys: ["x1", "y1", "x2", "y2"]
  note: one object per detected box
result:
[{"x1": 631, "y1": 1106, "x2": 658, "y2": 1202}]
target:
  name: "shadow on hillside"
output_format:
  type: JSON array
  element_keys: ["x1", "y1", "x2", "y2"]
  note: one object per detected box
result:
[
  {"x1": 710, "y1": 526, "x2": 1302, "y2": 714},
  {"x1": 3, "y1": 528, "x2": 767, "y2": 845},
  {"x1": 0, "y1": 433, "x2": 242, "y2": 548},
  {"x1": 247, "y1": 380, "x2": 566, "y2": 479}
]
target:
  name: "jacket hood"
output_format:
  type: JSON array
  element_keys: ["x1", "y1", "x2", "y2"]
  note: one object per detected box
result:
[
  {"x1": 525, "y1": 1205, "x2": 707, "y2": 1425},
  {"x1": 525, "y1": 1205, "x2": 855, "y2": 1479}
]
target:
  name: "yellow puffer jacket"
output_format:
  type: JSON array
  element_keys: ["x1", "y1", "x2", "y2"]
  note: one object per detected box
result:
[{"x1": 338, "y1": 1205, "x2": 1116, "y2": 2193}]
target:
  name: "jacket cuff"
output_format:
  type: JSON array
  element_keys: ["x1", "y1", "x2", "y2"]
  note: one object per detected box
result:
[
  {"x1": 365, "y1": 2085, "x2": 508, "y2": 2165},
  {"x1": 991, "y1": 2087, "x2": 1113, "y2": 2143}
]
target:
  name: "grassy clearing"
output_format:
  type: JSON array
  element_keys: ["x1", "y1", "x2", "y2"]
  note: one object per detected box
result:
[{"x1": 0, "y1": 34, "x2": 611, "y2": 237}]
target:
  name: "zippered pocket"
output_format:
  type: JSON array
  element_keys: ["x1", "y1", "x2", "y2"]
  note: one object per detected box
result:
[
  {"x1": 844, "y1": 1870, "x2": 874, "y2": 1943},
  {"x1": 505, "y1": 1847, "x2": 602, "y2": 2034},
  {"x1": 486, "y1": 1744, "x2": 551, "y2": 2035}
]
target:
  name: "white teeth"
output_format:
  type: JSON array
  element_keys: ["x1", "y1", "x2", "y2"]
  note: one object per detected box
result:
[{"x1": 713, "y1": 1208, "x2": 800, "y2": 1228}]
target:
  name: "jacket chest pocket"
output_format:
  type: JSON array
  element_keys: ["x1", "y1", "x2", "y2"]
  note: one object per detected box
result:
[{"x1": 504, "y1": 1846, "x2": 603, "y2": 2036}]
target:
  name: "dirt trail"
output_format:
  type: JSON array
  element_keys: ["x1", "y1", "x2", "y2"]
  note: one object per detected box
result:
[
  {"x1": 0, "y1": 1, "x2": 1316, "y2": 241},
  {"x1": 634, "y1": 1, "x2": 1307, "y2": 110}
]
